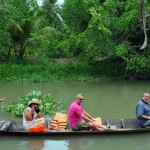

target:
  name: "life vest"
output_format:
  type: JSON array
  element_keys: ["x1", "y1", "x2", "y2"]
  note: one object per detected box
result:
[{"x1": 49, "y1": 113, "x2": 67, "y2": 131}]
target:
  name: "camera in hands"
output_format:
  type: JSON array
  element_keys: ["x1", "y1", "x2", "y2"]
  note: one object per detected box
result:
[{"x1": 34, "y1": 105, "x2": 40, "y2": 113}]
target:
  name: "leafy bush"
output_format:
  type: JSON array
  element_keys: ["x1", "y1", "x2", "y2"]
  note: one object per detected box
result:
[{"x1": 0, "y1": 91, "x2": 63, "y2": 117}]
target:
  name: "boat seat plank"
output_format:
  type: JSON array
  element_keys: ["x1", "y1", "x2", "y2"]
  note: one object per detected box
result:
[{"x1": 0, "y1": 121, "x2": 11, "y2": 131}]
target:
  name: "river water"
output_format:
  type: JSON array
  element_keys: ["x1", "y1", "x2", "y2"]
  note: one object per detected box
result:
[{"x1": 0, "y1": 80, "x2": 150, "y2": 150}]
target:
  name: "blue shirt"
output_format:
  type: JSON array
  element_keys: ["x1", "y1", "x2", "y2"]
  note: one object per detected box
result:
[{"x1": 136, "y1": 100, "x2": 150, "y2": 127}]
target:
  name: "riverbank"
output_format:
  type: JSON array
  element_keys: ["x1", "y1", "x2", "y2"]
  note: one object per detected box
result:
[{"x1": 0, "y1": 61, "x2": 125, "y2": 83}]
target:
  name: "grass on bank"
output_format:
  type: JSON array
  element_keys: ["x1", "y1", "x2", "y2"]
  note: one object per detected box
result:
[{"x1": 0, "y1": 60, "x2": 125, "y2": 83}]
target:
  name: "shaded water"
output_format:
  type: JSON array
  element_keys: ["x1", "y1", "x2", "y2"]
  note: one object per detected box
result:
[{"x1": 0, "y1": 80, "x2": 150, "y2": 150}]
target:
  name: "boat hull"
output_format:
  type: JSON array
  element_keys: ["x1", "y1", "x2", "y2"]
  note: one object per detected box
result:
[{"x1": 0, "y1": 119, "x2": 149, "y2": 136}]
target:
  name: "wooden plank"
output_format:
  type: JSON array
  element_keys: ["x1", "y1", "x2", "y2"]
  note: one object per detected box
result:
[
  {"x1": 121, "y1": 119, "x2": 125, "y2": 129},
  {"x1": 0, "y1": 121, "x2": 4, "y2": 129},
  {"x1": 0, "y1": 121, "x2": 11, "y2": 131}
]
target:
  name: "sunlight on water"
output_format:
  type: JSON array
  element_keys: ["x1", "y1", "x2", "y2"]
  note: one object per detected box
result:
[{"x1": 44, "y1": 140, "x2": 68, "y2": 150}]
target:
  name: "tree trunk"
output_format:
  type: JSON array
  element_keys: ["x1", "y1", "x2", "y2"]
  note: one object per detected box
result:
[
  {"x1": 6, "y1": 48, "x2": 11, "y2": 59},
  {"x1": 19, "y1": 44, "x2": 25, "y2": 59},
  {"x1": 140, "y1": 0, "x2": 147, "y2": 50}
]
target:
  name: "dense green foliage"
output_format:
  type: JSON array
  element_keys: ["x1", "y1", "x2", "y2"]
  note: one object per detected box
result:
[
  {"x1": 61, "y1": 0, "x2": 150, "y2": 79},
  {"x1": 1, "y1": 0, "x2": 150, "y2": 79},
  {"x1": 0, "y1": 91, "x2": 63, "y2": 117},
  {"x1": 0, "y1": 61, "x2": 125, "y2": 83}
]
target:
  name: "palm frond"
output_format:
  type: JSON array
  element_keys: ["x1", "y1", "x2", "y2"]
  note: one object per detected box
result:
[
  {"x1": 39, "y1": 26, "x2": 63, "y2": 40},
  {"x1": 6, "y1": 20, "x2": 26, "y2": 42}
]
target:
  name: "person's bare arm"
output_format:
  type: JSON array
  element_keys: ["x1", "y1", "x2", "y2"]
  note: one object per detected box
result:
[
  {"x1": 81, "y1": 113, "x2": 94, "y2": 123},
  {"x1": 24, "y1": 109, "x2": 33, "y2": 121},
  {"x1": 140, "y1": 115, "x2": 150, "y2": 120},
  {"x1": 37, "y1": 112, "x2": 42, "y2": 118},
  {"x1": 81, "y1": 113, "x2": 99, "y2": 127},
  {"x1": 83, "y1": 110, "x2": 94, "y2": 120}
]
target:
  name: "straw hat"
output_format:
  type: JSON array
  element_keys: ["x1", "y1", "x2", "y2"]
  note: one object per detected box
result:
[{"x1": 28, "y1": 99, "x2": 41, "y2": 106}]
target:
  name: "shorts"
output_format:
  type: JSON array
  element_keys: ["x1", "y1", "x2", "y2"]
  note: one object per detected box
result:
[{"x1": 72, "y1": 120, "x2": 91, "y2": 131}]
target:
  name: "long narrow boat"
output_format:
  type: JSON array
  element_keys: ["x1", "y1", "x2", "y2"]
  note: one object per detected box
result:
[{"x1": 0, "y1": 118, "x2": 150, "y2": 135}]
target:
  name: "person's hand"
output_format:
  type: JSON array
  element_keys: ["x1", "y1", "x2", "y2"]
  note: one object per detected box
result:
[
  {"x1": 92, "y1": 118, "x2": 96, "y2": 121},
  {"x1": 92, "y1": 121, "x2": 100, "y2": 127},
  {"x1": 0, "y1": 97, "x2": 5, "y2": 102}
]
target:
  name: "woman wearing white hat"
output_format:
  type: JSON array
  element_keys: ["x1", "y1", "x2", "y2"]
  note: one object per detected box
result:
[{"x1": 23, "y1": 99, "x2": 45, "y2": 130}]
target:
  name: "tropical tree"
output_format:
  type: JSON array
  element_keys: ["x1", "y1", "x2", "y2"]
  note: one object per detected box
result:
[
  {"x1": 4, "y1": 0, "x2": 64, "y2": 60},
  {"x1": 42, "y1": 0, "x2": 63, "y2": 30},
  {"x1": 0, "y1": 0, "x2": 17, "y2": 60},
  {"x1": 0, "y1": 0, "x2": 40, "y2": 59},
  {"x1": 61, "y1": 0, "x2": 150, "y2": 78}
]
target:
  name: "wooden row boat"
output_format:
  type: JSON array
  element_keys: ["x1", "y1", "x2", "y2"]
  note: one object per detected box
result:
[{"x1": 0, "y1": 118, "x2": 150, "y2": 136}]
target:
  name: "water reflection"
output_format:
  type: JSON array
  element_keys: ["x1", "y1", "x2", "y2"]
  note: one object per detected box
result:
[
  {"x1": 67, "y1": 134, "x2": 150, "y2": 150},
  {"x1": 22, "y1": 139, "x2": 67, "y2": 150},
  {"x1": 27, "y1": 139, "x2": 44, "y2": 150},
  {"x1": 22, "y1": 137, "x2": 69, "y2": 150},
  {"x1": 1, "y1": 133, "x2": 150, "y2": 150}
]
